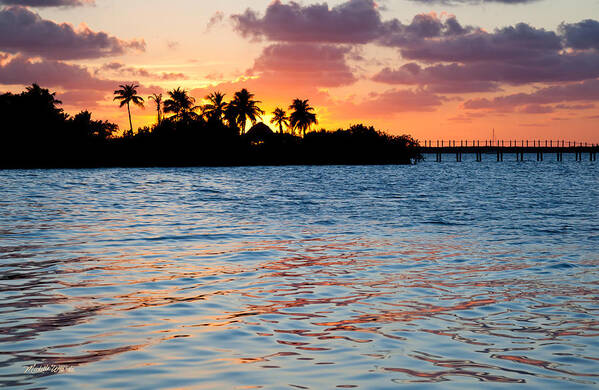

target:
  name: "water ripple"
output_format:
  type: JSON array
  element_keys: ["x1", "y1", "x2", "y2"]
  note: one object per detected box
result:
[{"x1": 0, "y1": 162, "x2": 598, "y2": 389}]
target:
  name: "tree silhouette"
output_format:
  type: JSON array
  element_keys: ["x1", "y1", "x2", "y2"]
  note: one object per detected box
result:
[
  {"x1": 289, "y1": 99, "x2": 318, "y2": 137},
  {"x1": 223, "y1": 104, "x2": 237, "y2": 129},
  {"x1": 1, "y1": 83, "x2": 67, "y2": 144},
  {"x1": 1, "y1": 83, "x2": 423, "y2": 168},
  {"x1": 70, "y1": 110, "x2": 118, "y2": 139},
  {"x1": 113, "y1": 84, "x2": 144, "y2": 133},
  {"x1": 270, "y1": 107, "x2": 289, "y2": 134},
  {"x1": 227, "y1": 89, "x2": 264, "y2": 134},
  {"x1": 148, "y1": 93, "x2": 163, "y2": 125},
  {"x1": 202, "y1": 91, "x2": 227, "y2": 123},
  {"x1": 25, "y1": 83, "x2": 67, "y2": 123},
  {"x1": 25, "y1": 83, "x2": 64, "y2": 115},
  {"x1": 163, "y1": 87, "x2": 197, "y2": 121}
]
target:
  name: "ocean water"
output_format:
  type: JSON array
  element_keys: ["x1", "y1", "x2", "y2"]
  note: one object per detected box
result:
[{"x1": 1, "y1": 157, "x2": 598, "y2": 389}]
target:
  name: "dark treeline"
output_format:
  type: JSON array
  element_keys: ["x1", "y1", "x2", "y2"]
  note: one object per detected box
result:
[{"x1": 0, "y1": 84, "x2": 421, "y2": 168}]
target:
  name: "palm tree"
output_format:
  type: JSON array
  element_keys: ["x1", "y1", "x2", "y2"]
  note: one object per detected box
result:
[
  {"x1": 270, "y1": 108, "x2": 289, "y2": 134},
  {"x1": 148, "y1": 93, "x2": 163, "y2": 125},
  {"x1": 25, "y1": 83, "x2": 63, "y2": 108},
  {"x1": 113, "y1": 84, "x2": 144, "y2": 133},
  {"x1": 289, "y1": 99, "x2": 317, "y2": 137},
  {"x1": 223, "y1": 104, "x2": 238, "y2": 129},
  {"x1": 228, "y1": 88, "x2": 264, "y2": 134},
  {"x1": 202, "y1": 91, "x2": 228, "y2": 123},
  {"x1": 23, "y1": 83, "x2": 67, "y2": 122},
  {"x1": 163, "y1": 87, "x2": 197, "y2": 121}
]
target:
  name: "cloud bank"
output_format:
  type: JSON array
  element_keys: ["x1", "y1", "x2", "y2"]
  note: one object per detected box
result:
[
  {"x1": 0, "y1": 7, "x2": 145, "y2": 60},
  {"x1": 230, "y1": 0, "x2": 599, "y2": 114},
  {"x1": 0, "y1": 0, "x2": 94, "y2": 7}
]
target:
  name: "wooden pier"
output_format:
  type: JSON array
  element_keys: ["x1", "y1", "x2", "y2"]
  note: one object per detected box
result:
[{"x1": 420, "y1": 140, "x2": 598, "y2": 162}]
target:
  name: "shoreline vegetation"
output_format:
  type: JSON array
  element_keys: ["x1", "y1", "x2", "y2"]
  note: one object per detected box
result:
[{"x1": 0, "y1": 84, "x2": 421, "y2": 168}]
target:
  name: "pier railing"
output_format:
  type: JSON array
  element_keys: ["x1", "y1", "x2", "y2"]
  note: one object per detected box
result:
[{"x1": 419, "y1": 140, "x2": 598, "y2": 162}]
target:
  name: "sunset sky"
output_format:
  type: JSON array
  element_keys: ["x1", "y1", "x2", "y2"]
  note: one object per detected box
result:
[{"x1": 1, "y1": 0, "x2": 598, "y2": 141}]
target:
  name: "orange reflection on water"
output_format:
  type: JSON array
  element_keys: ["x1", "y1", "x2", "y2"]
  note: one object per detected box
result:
[
  {"x1": 3, "y1": 229, "x2": 599, "y2": 388},
  {"x1": 493, "y1": 355, "x2": 599, "y2": 377}
]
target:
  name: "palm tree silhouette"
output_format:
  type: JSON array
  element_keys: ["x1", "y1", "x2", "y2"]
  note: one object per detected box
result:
[
  {"x1": 148, "y1": 93, "x2": 163, "y2": 125},
  {"x1": 223, "y1": 104, "x2": 238, "y2": 129},
  {"x1": 270, "y1": 108, "x2": 289, "y2": 134},
  {"x1": 289, "y1": 99, "x2": 317, "y2": 137},
  {"x1": 202, "y1": 91, "x2": 228, "y2": 123},
  {"x1": 26, "y1": 83, "x2": 63, "y2": 108},
  {"x1": 163, "y1": 87, "x2": 197, "y2": 121},
  {"x1": 228, "y1": 89, "x2": 264, "y2": 134},
  {"x1": 113, "y1": 84, "x2": 144, "y2": 133}
]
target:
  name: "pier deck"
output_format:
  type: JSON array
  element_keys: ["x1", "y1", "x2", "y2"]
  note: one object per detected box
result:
[{"x1": 420, "y1": 141, "x2": 598, "y2": 162}]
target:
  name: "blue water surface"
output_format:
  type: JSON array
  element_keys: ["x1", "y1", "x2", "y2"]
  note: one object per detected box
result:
[{"x1": 0, "y1": 157, "x2": 598, "y2": 389}]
